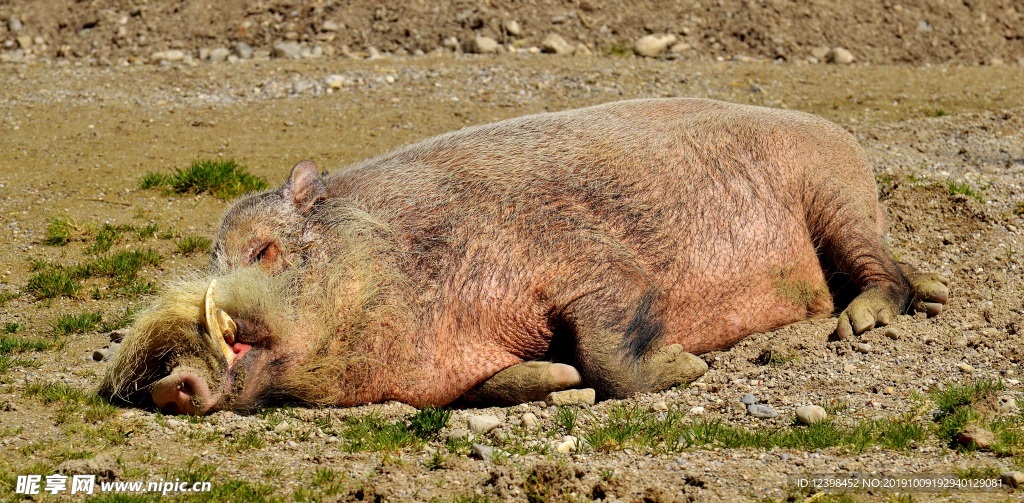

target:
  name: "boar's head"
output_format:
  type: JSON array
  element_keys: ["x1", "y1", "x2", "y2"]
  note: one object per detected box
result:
[
  {"x1": 210, "y1": 160, "x2": 326, "y2": 275},
  {"x1": 98, "y1": 270, "x2": 302, "y2": 414}
]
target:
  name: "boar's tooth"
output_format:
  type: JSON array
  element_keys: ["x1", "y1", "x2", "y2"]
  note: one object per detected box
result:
[
  {"x1": 204, "y1": 280, "x2": 236, "y2": 366},
  {"x1": 217, "y1": 309, "x2": 237, "y2": 345}
]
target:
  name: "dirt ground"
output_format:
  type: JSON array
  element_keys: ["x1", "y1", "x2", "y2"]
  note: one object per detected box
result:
[{"x1": 2, "y1": 2, "x2": 1024, "y2": 503}]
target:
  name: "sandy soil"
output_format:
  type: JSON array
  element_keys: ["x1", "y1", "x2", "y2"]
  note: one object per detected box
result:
[{"x1": 2, "y1": 4, "x2": 1024, "y2": 502}]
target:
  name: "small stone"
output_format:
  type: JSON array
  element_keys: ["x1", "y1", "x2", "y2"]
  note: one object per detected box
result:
[
  {"x1": 199, "y1": 48, "x2": 210, "y2": 60},
  {"x1": 471, "y1": 443, "x2": 494, "y2": 461},
  {"x1": 321, "y1": 20, "x2": 340, "y2": 32},
  {"x1": 324, "y1": 74, "x2": 346, "y2": 89},
  {"x1": 853, "y1": 342, "x2": 871, "y2": 354},
  {"x1": 150, "y1": 50, "x2": 185, "y2": 62},
  {"x1": 884, "y1": 328, "x2": 901, "y2": 340},
  {"x1": 843, "y1": 364, "x2": 857, "y2": 373},
  {"x1": 989, "y1": 58, "x2": 1004, "y2": 66},
  {"x1": 545, "y1": 388, "x2": 595, "y2": 406},
  {"x1": 92, "y1": 348, "x2": 110, "y2": 362},
  {"x1": 274, "y1": 421, "x2": 290, "y2": 433},
  {"x1": 1000, "y1": 471, "x2": 1024, "y2": 488},
  {"x1": 272, "y1": 41, "x2": 302, "y2": 59},
  {"x1": 16, "y1": 35, "x2": 32, "y2": 49},
  {"x1": 740, "y1": 393, "x2": 757, "y2": 405},
  {"x1": 467, "y1": 415, "x2": 501, "y2": 434},
  {"x1": 826, "y1": 47, "x2": 854, "y2": 64},
  {"x1": 465, "y1": 36, "x2": 499, "y2": 54},
  {"x1": 504, "y1": 20, "x2": 522, "y2": 36},
  {"x1": 670, "y1": 42, "x2": 692, "y2": 52},
  {"x1": 998, "y1": 395, "x2": 1020, "y2": 414},
  {"x1": 884, "y1": 386, "x2": 895, "y2": 395},
  {"x1": 688, "y1": 406, "x2": 705, "y2": 415},
  {"x1": 446, "y1": 428, "x2": 469, "y2": 441},
  {"x1": 956, "y1": 425, "x2": 995, "y2": 450},
  {"x1": 633, "y1": 34, "x2": 677, "y2": 58},
  {"x1": 541, "y1": 33, "x2": 574, "y2": 55},
  {"x1": 957, "y1": 362, "x2": 975, "y2": 373},
  {"x1": 747, "y1": 404, "x2": 778, "y2": 418},
  {"x1": 810, "y1": 46, "x2": 830, "y2": 60},
  {"x1": 8, "y1": 17, "x2": 23, "y2": 32},
  {"x1": 521, "y1": 412, "x2": 538, "y2": 429},
  {"x1": 795, "y1": 405, "x2": 828, "y2": 425},
  {"x1": 651, "y1": 401, "x2": 668, "y2": 412},
  {"x1": 235, "y1": 42, "x2": 254, "y2": 59},
  {"x1": 209, "y1": 47, "x2": 230, "y2": 63},
  {"x1": 165, "y1": 419, "x2": 182, "y2": 428},
  {"x1": 556, "y1": 435, "x2": 580, "y2": 453}
]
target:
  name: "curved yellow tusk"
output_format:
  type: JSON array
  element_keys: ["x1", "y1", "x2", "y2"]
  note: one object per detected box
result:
[{"x1": 204, "y1": 280, "x2": 236, "y2": 366}]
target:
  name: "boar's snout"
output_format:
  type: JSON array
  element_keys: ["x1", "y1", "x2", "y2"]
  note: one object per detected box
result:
[{"x1": 151, "y1": 369, "x2": 213, "y2": 415}]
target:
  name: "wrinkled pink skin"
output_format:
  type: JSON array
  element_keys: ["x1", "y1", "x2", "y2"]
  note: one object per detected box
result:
[{"x1": 124, "y1": 98, "x2": 947, "y2": 414}]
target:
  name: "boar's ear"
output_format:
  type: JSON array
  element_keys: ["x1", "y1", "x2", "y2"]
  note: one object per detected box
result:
[{"x1": 282, "y1": 160, "x2": 326, "y2": 215}]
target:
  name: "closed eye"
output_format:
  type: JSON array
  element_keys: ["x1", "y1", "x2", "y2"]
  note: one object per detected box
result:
[{"x1": 251, "y1": 241, "x2": 281, "y2": 267}]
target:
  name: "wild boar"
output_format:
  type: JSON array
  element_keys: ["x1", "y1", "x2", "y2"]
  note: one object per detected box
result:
[{"x1": 100, "y1": 98, "x2": 948, "y2": 414}]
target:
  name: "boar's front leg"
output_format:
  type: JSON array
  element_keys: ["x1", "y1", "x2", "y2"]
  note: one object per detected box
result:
[{"x1": 461, "y1": 361, "x2": 582, "y2": 405}]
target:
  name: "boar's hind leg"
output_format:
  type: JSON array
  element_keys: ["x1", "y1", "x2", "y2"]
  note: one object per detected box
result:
[
  {"x1": 807, "y1": 183, "x2": 913, "y2": 339},
  {"x1": 565, "y1": 290, "x2": 707, "y2": 398},
  {"x1": 461, "y1": 361, "x2": 582, "y2": 406},
  {"x1": 901, "y1": 263, "x2": 950, "y2": 317}
]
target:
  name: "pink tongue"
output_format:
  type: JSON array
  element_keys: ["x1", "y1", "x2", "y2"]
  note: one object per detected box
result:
[{"x1": 232, "y1": 343, "x2": 252, "y2": 358}]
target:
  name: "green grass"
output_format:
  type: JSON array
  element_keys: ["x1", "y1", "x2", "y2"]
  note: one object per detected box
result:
[
  {"x1": 87, "y1": 223, "x2": 135, "y2": 254},
  {"x1": 51, "y1": 310, "x2": 103, "y2": 336},
  {"x1": 139, "y1": 172, "x2": 169, "y2": 189},
  {"x1": 4, "y1": 322, "x2": 22, "y2": 334},
  {"x1": 175, "y1": 234, "x2": 213, "y2": 255},
  {"x1": 580, "y1": 405, "x2": 929, "y2": 453},
  {"x1": 24, "y1": 382, "x2": 118, "y2": 422},
  {"x1": 336, "y1": 414, "x2": 423, "y2": 452},
  {"x1": 136, "y1": 222, "x2": 160, "y2": 240},
  {"x1": 555, "y1": 405, "x2": 579, "y2": 435},
  {"x1": 44, "y1": 216, "x2": 82, "y2": 246},
  {"x1": 0, "y1": 335, "x2": 51, "y2": 354},
  {"x1": 408, "y1": 407, "x2": 452, "y2": 439},
  {"x1": 0, "y1": 291, "x2": 17, "y2": 306},
  {"x1": 236, "y1": 429, "x2": 266, "y2": 450},
  {"x1": 927, "y1": 108, "x2": 947, "y2": 117},
  {"x1": 1015, "y1": 201, "x2": 1024, "y2": 216},
  {"x1": 25, "y1": 267, "x2": 81, "y2": 299},
  {"x1": 140, "y1": 159, "x2": 268, "y2": 200},
  {"x1": 946, "y1": 180, "x2": 985, "y2": 202},
  {"x1": 931, "y1": 379, "x2": 1003, "y2": 418}
]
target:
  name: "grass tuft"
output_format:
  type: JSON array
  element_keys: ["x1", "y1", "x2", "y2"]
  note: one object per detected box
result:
[
  {"x1": 25, "y1": 268, "x2": 81, "y2": 299},
  {"x1": 337, "y1": 414, "x2": 423, "y2": 452},
  {"x1": 0, "y1": 336, "x2": 51, "y2": 355},
  {"x1": 141, "y1": 159, "x2": 268, "y2": 200},
  {"x1": 44, "y1": 216, "x2": 81, "y2": 246},
  {"x1": 4, "y1": 322, "x2": 22, "y2": 334},
  {"x1": 175, "y1": 234, "x2": 213, "y2": 255},
  {"x1": 946, "y1": 180, "x2": 985, "y2": 202},
  {"x1": 52, "y1": 310, "x2": 103, "y2": 336},
  {"x1": 409, "y1": 407, "x2": 452, "y2": 439}
]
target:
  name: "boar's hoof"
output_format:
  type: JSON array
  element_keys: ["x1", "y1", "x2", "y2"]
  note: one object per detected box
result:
[
  {"x1": 465, "y1": 361, "x2": 582, "y2": 406},
  {"x1": 151, "y1": 369, "x2": 213, "y2": 415},
  {"x1": 835, "y1": 289, "x2": 901, "y2": 340},
  {"x1": 909, "y1": 272, "x2": 949, "y2": 318},
  {"x1": 646, "y1": 344, "x2": 708, "y2": 392}
]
